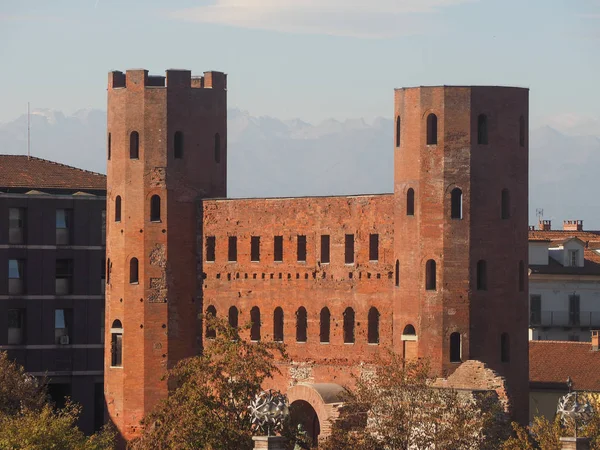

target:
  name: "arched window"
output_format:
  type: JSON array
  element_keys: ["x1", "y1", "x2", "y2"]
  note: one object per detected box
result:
[
  {"x1": 150, "y1": 195, "x2": 161, "y2": 222},
  {"x1": 368, "y1": 307, "x2": 380, "y2": 344},
  {"x1": 115, "y1": 196, "x2": 121, "y2": 222},
  {"x1": 501, "y1": 332, "x2": 510, "y2": 362},
  {"x1": 403, "y1": 324, "x2": 416, "y2": 336},
  {"x1": 214, "y1": 133, "x2": 221, "y2": 164},
  {"x1": 130, "y1": 131, "x2": 139, "y2": 159},
  {"x1": 110, "y1": 319, "x2": 123, "y2": 367},
  {"x1": 174, "y1": 131, "x2": 183, "y2": 159},
  {"x1": 129, "y1": 258, "x2": 138, "y2": 284},
  {"x1": 273, "y1": 307, "x2": 284, "y2": 342},
  {"x1": 395, "y1": 260, "x2": 400, "y2": 287},
  {"x1": 296, "y1": 307, "x2": 307, "y2": 342},
  {"x1": 406, "y1": 188, "x2": 415, "y2": 216},
  {"x1": 396, "y1": 116, "x2": 401, "y2": 147},
  {"x1": 426, "y1": 113, "x2": 438, "y2": 145},
  {"x1": 501, "y1": 189, "x2": 510, "y2": 219},
  {"x1": 425, "y1": 259, "x2": 436, "y2": 291},
  {"x1": 228, "y1": 306, "x2": 238, "y2": 329},
  {"x1": 205, "y1": 306, "x2": 217, "y2": 339},
  {"x1": 476, "y1": 260, "x2": 487, "y2": 291},
  {"x1": 450, "y1": 332, "x2": 461, "y2": 363},
  {"x1": 343, "y1": 307, "x2": 355, "y2": 344},
  {"x1": 519, "y1": 260, "x2": 525, "y2": 292},
  {"x1": 107, "y1": 133, "x2": 111, "y2": 160},
  {"x1": 450, "y1": 188, "x2": 462, "y2": 219},
  {"x1": 519, "y1": 116, "x2": 525, "y2": 147},
  {"x1": 320, "y1": 308, "x2": 330, "y2": 343},
  {"x1": 477, "y1": 114, "x2": 488, "y2": 145},
  {"x1": 250, "y1": 306, "x2": 261, "y2": 341}
]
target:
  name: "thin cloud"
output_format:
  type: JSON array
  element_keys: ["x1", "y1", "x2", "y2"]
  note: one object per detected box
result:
[{"x1": 168, "y1": 0, "x2": 477, "y2": 38}]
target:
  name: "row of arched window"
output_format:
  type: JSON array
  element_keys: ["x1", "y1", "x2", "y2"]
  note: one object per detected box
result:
[
  {"x1": 114, "y1": 195, "x2": 161, "y2": 223},
  {"x1": 206, "y1": 305, "x2": 382, "y2": 345},
  {"x1": 107, "y1": 131, "x2": 222, "y2": 163},
  {"x1": 395, "y1": 114, "x2": 526, "y2": 147}
]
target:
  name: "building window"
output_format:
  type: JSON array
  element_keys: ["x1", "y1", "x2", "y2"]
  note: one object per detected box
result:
[
  {"x1": 130, "y1": 131, "x2": 139, "y2": 159},
  {"x1": 174, "y1": 131, "x2": 183, "y2": 159},
  {"x1": 55, "y1": 309, "x2": 73, "y2": 345},
  {"x1": 425, "y1": 259, "x2": 436, "y2": 291},
  {"x1": 101, "y1": 258, "x2": 106, "y2": 293},
  {"x1": 427, "y1": 113, "x2": 438, "y2": 145},
  {"x1": 320, "y1": 307, "x2": 330, "y2": 343},
  {"x1": 519, "y1": 116, "x2": 525, "y2": 147},
  {"x1": 228, "y1": 306, "x2": 238, "y2": 329},
  {"x1": 250, "y1": 306, "x2": 261, "y2": 341},
  {"x1": 345, "y1": 234, "x2": 354, "y2": 265},
  {"x1": 206, "y1": 236, "x2": 216, "y2": 262},
  {"x1": 101, "y1": 210, "x2": 106, "y2": 243},
  {"x1": 369, "y1": 234, "x2": 379, "y2": 261},
  {"x1": 403, "y1": 324, "x2": 416, "y2": 336},
  {"x1": 500, "y1": 332, "x2": 510, "y2": 363},
  {"x1": 115, "y1": 196, "x2": 122, "y2": 222},
  {"x1": 251, "y1": 236, "x2": 260, "y2": 262},
  {"x1": 518, "y1": 260, "x2": 525, "y2": 292},
  {"x1": 8, "y1": 259, "x2": 25, "y2": 295},
  {"x1": 569, "y1": 295, "x2": 580, "y2": 326},
  {"x1": 297, "y1": 235, "x2": 307, "y2": 262},
  {"x1": 55, "y1": 259, "x2": 73, "y2": 295},
  {"x1": 368, "y1": 307, "x2": 380, "y2": 344},
  {"x1": 343, "y1": 307, "x2": 355, "y2": 344},
  {"x1": 296, "y1": 307, "x2": 308, "y2": 343},
  {"x1": 274, "y1": 236, "x2": 283, "y2": 262},
  {"x1": 451, "y1": 188, "x2": 462, "y2": 219},
  {"x1": 407, "y1": 188, "x2": 415, "y2": 216},
  {"x1": 205, "y1": 306, "x2": 217, "y2": 339},
  {"x1": 107, "y1": 133, "x2": 111, "y2": 160},
  {"x1": 106, "y1": 258, "x2": 111, "y2": 285},
  {"x1": 274, "y1": 307, "x2": 284, "y2": 342},
  {"x1": 320, "y1": 235, "x2": 330, "y2": 264},
  {"x1": 8, "y1": 208, "x2": 26, "y2": 244},
  {"x1": 450, "y1": 332, "x2": 461, "y2": 363},
  {"x1": 477, "y1": 114, "x2": 488, "y2": 145},
  {"x1": 569, "y1": 250, "x2": 579, "y2": 267},
  {"x1": 501, "y1": 189, "x2": 510, "y2": 220},
  {"x1": 8, "y1": 309, "x2": 25, "y2": 345},
  {"x1": 214, "y1": 133, "x2": 221, "y2": 163},
  {"x1": 129, "y1": 258, "x2": 139, "y2": 284},
  {"x1": 56, "y1": 209, "x2": 72, "y2": 245},
  {"x1": 228, "y1": 236, "x2": 237, "y2": 262},
  {"x1": 396, "y1": 116, "x2": 401, "y2": 147},
  {"x1": 395, "y1": 260, "x2": 400, "y2": 287},
  {"x1": 476, "y1": 260, "x2": 487, "y2": 291},
  {"x1": 150, "y1": 195, "x2": 161, "y2": 222},
  {"x1": 530, "y1": 295, "x2": 541, "y2": 326},
  {"x1": 110, "y1": 320, "x2": 123, "y2": 367}
]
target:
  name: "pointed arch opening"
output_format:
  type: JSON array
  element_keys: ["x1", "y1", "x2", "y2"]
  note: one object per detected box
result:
[
  {"x1": 274, "y1": 307, "x2": 284, "y2": 342},
  {"x1": 450, "y1": 332, "x2": 462, "y2": 363},
  {"x1": 406, "y1": 188, "x2": 415, "y2": 216},
  {"x1": 477, "y1": 114, "x2": 488, "y2": 145},
  {"x1": 150, "y1": 195, "x2": 161, "y2": 222},
  {"x1": 130, "y1": 131, "x2": 139, "y2": 159},
  {"x1": 426, "y1": 113, "x2": 438, "y2": 145},
  {"x1": 368, "y1": 307, "x2": 380, "y2": 344},
  {"x1": 129, "y1": 257, "x2": 138, "y2": 284},
  {"x1": 319, "y1": 307, "x2": 330, "y2": 343},
  {"x1": 205, "y1": 306, "x2": 217, "y2": 339},
  {"x1": 343, "y1": 307, "x2": 355, "y2": 344},
  {"x1": 228, "y1": 306, "x2": 238, "y2": 330},
  {"x1": 174, "y1": 131, "x2": 183, "y2": 159},
  {"x1": 296, "y1": 307, "x2": 307, "y2": 343},
  {"x1": 425, "y1": 259, "x2": 436, "y2": 291},
  {"x1": 250, "y1": 306, "x2": 261, "y2": 341},
  {"x1": 451, "y1": 188, "x2": 462, "y2": 219}
]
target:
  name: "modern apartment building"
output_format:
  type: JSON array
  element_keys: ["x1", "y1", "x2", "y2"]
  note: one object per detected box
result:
[{"x1": 0, "y1": 155, "x2": 106, "y2": 433}]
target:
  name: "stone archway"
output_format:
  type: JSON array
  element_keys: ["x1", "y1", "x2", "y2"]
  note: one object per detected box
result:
[{"x1": 290, "y1": 400, "x2": 320, "y2": 444}]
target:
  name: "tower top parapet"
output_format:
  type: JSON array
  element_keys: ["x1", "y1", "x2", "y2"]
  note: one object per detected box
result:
[{"x1": 108, "y1": 68, "x2": 226, "y2": 90}]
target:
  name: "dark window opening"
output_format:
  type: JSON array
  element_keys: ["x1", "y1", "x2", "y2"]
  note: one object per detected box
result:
[
  {"x1": 110, "y1": 320, "x2": 123, "y2": 367},
  {"x1": 396, "y1": 116, "x2": 401, "y2": 147},
  {"x1": 403, "y1": 324, "x2": 416, "y2": 336},
  {"x1": 228, "y1": 236, "x2": 237, "y2": 262},
  {"x1": 530, "y1": 295, "x2": 541, "y2": 326},
  {"x1": 150, "y1": 195, "x2": 161, "y2": 222},
  {"x1": 345, "y1": 234, "x2": 354, "y2": 265},
  {"x1": 296, "y1": 307, "x2": 307, "y2": 342},
  {"x1": 368, "y1": 307, "x2": 380, "y2": 344},
  {"x1": 115, "y1": 196, "x2": 121, "y2": 222},
  {"x1": 106, "y1": 258, "x2": 111, "y2": 285},
  {"x1": 395, "y1": 260, "x2": 400, "y2": 287},
  {"x1": 274, "y1": 236, "x2": 283, "y2": 262},
  {"x1": 250, "y1": 306, "x2": 261, "y2": 341},
  {"x1": 8, "y1": 259, "x2": 25, "y2": 295},
  {"x1": 55, "y1": 209, "x2": 72, "y2": 246},
  {"x1": 425, "y1": 259, "x2": 436, "y2": 291},
  {"x1": 107, "y1": 133, "x2": 111, "y2": 160},
  {"x1": 274, "y1": 307, "x2": 284, "y2": 342},
  {"x1": 205, "y1": 306, "x2": 217, "y2": 339},
  {"x1": 343, "y1": 307, "x2": 355, "y2": 344},
  {"x1": 320, "y1": 308, "x2": 330, "y2": 343},
  {"x1": 451, "y1": 188, "x2": 462, "y2": 219},
  {"x1": 450, "y1": 332, "x2": 461, "y2": 362},
  {"x1": 569, "y1": 295, "x2": 580, "y2": 326},
  {"x1": 369, "y1": 234, "x2": 379, "y2": 261},
  {"x1": 8, "y1": 309, "x2": 25, "y2": 345},
  {"x1": 519, "y1": 260, "x2": 525, "y2": 292},
  {"x1": 407, "y1": 188, "x2": 415, "y2": 216},
  {"x1": 476, "y1": 260, "x2": 487, "y2": 291},
  {"x1": 174, "y1": 131, "x2": 183, "y2": 159},
  {"x1": 206, "y1": 236, "x2": 216, "y2": 262},
  {"x1": 251, "y1": 236, "x2": 260, "y2": 262},
  {"x1": 501, "y1": 189, "x2": 510, "y2": 220},
  {"x1": 500, "y1": 332, "x2": 510, "y2": 363},
  {"x1": 130, "y1": 131, "x2": 139, "y2": 159},
  {"x1": 214, "y1": 133, "x2": 221, "y2": 163},
  {"x1": 297, "y1": 235, "x2": 307, "y2": 262},
  {"x1": 8, "y1": 207, "x2": 26, "y2": 244},
  {"x1": 55, "y1": 259, "x2": 73, "y2": 295},
  {"x1": 477, "y1": 114, "x2": 488, "y2": 145},
  {"x1": 320, "y1": 235, "x2": 330, "y2": 264},
  {"x1": 54, "y1": 308, "x2": 73, "y2": 345},
  {"x1": 427, "y1": 113, "x2": 438, "y2": 145},
  {"x1": 519, "y1": 116, "x2": 525, "y2": 147},
  {"x1": 129, "y1": 258, "x2": 139, "y2": 284},
  {"x1": 228, "y1": 306, "x2": 238, "y2": 329}
]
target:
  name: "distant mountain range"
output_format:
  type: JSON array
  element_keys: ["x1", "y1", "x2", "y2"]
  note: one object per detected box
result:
[{"x1": 1, "y1": 108, "x2": 599, "y2": 228}]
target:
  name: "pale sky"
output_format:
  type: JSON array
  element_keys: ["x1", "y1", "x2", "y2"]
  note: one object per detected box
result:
[{"x1": 0, "y1": 0, "x2": 599, "y2": 128}]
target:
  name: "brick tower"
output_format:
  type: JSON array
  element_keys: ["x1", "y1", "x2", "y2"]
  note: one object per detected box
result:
[
  {"x1": 393, "y1": 86, "x2": 529, "y2": 422},
  {"x1": 104, "y1": 69, "x2": 227, "y2": 440}
]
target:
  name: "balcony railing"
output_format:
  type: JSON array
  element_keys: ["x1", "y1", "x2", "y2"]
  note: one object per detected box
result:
[{"x1": 530, "y1": 311, "x2": 600, "y2": 328}]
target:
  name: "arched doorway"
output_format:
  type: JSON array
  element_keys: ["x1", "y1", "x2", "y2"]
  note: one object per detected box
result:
[{"x1": 290, "y1": 400, "x2": 320, "y2": 445}]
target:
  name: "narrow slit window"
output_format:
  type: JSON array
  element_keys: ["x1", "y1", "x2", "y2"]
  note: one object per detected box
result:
[
  {"x1": 450, "y1": 332, "x2": 461, "y2": 362},
  {"x1": 228, "y1": 306, "x2": 238, "y2": 329},
  {"x1": 206, "y1": 236, "x2": 216, "y2": 262},
  {"x1": 345, "y1": 234, "x2": 354, "y2": 265},
  {"x1": 174, "y1": 131, "x2": 183, "y2": 159},
  {"x1": 250, "y1": 306, "x2": 261, "y2": 341},
  {"x1": 407, "y1": 188, "x2": 415, "y2": 216},
  {"x1": 297, "y1": 235, "x2": 307, "y2": 262},
  {"x1": 214, "y1": 133, "x2": 221, "y2": 163},
  {"x1": 107, "y1": 133, "x2": 111, "y2": 160},
  {"x1": 369, "y1": 234, "x2": 379, "y2": 261},
  {"x1": 115, "y1": 196, "x2": 121, "y2": 222},
  {"x1": 320, "y1": 235, "x2": 330, "y2": 264},
  {"x1": 130, "y1": 131, "x2": 139, "y2": 159},
  {"x1": 451, "y1": 188, "x2": 462, "y2": 219},
  {"x1": 368, "y1": 307, "x2": 380, "y2": 344},
  {"x1": 477, "y1": 114, "x2": 488, "y2": 145},
  {"x1": 427, "y1": 114, "x2": 438, "y2": 145},
  {"x1": 251, "y1": 236, "x2": 260, "y2": 262},
  {"x1": 273, "y1": 307, "x2": 284, "y2": 342},
  {"x1": 296, "y1": 307, "x2": 307, "y2": 342},
  {"x1": 320, "y1": 308, "x2": 330, "y2": 343},
  {"x1": 343, "y1": 307, "x2": 355, "y2": 344},
  {"x1": 129, "y1": 258, "x2": 139, "y2": 284},
  {"x1": 501, "y1": 189, "x2": 511, "y2": 220},
  {"x1": 274, "y1": 236, "x2": 283, "y2": 262},
  {"x1": 476, "y1": 260, "x2": 487, "y2": 291},
  {"x1": 396, "y1": 116, "x2": 401, "y2": 147},
  {"x1": 205, "y1": 306, "x2": 217, "y2": 339},
  {"x1": 150, "y1": 195, "x2": 161, "y2": 222},
  {"x1": 425, "y1": 259, "x2": 436, "y2": 290},
  {"x1": 395, "y1": 260, "x2": 400, "y2": 287},
  {"x1": 228, "y1": 236, "x2": 237, "y2": 262}
]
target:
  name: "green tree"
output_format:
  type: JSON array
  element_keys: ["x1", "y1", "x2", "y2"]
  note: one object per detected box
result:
[
  {"x1": 0, "y1": 352, "x2": 46, "y2": 415},
  {"x1": 130, "y1": 317, "x2": 288, "y2": 450}
]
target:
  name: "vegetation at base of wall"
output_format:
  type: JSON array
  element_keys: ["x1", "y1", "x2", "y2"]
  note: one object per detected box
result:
[
  {"x1": 129, "y1": 316, "x2": 290, "y2": 450},
  {"x1": 0, "y1": 351, "x2": 116, "y2": 450}
]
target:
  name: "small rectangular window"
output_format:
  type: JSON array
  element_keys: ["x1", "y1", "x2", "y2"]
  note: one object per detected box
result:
[
  {"x1": 111, "y1": 332, "x2": 123, "y2": 367},
  {"x1": 369, "y1": 234, "x2": 379, "y2": 261},
  {"x1": 251, "y1": 236, "x2": 260, "y2": 262},
  {"x1": 274, "y1": 236, "x2": 283, "y2": 262},
  {"x1": 56, "y1": 209, "x2": 72, "y2": 245},
  {"x1": 206, "y1": 236, "x2": 216, "y2": 262},
  {"x1": 228, "y1": 236, "x2": 237, "y2": 262},
  {"x1": 8, "y1": 259, "x2": 25, "y2": 295},
  {"x1": 297, "y1": 235, "x2": 307, "y2": 262},
  {"x1": 530, "y1": 295, "x2": 541, "y2": 326},
  {"x1": 55, "y1": 308, "x2": 73, "y2": 344},
  {"x1": 55, "y1": 259, "x2": 74, "y2": 295},
  {"x1": 321, "y1": 235, "x2": 330, "y2": 264},
  {"x1": 8, "y1": 309, "x2": 25, "y2": 344},
  {"x1": 9, "y1": 208, "x2": 26, "y2": 244},
  {"x1": 345, "y1": 234, "x2": 355, "y2": 264}
]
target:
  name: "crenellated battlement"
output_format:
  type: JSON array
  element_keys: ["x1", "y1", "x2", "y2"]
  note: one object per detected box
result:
[{"x1": 108, "y1": 68, "x2": 227, "y2": 90}]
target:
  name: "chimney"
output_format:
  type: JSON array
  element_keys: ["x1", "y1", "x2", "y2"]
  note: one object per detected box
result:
[
  {"x1": 563, "y1": 220, "x2": 583, "y2": 232},
  {"x1": 538, "y1": 220, "x2": 552, "y2": 231},
  {"x1": 528, "y1": 225, "x2": 535, "y2": 231},
  {"x1": 592, "y1": 330, "x2": 599, "y2": 351}
]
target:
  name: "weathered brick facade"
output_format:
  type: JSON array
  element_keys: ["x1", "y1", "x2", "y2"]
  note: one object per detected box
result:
[{"x1": 105, "y1": 70, "x2": 529, "y2": 441}]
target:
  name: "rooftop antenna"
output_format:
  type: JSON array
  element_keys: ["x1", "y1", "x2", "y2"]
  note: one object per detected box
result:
[
  {"x1": 27, "y1": 102, "x2": 31, "y2": 160},
  {"x1": 536, "y1": 208, "x2": 544, "y2": 221}
]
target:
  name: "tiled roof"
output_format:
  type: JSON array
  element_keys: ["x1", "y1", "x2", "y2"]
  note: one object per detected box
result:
[
  {"x1": 529, "y1": 230, "x2": 600, "y2": 242},
  {"x1": 0, "y1": 155, "x2": 106, "y2": 191},
  {"x1": 530, "y1": 340, "x2": 600, "y2": 391}
]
